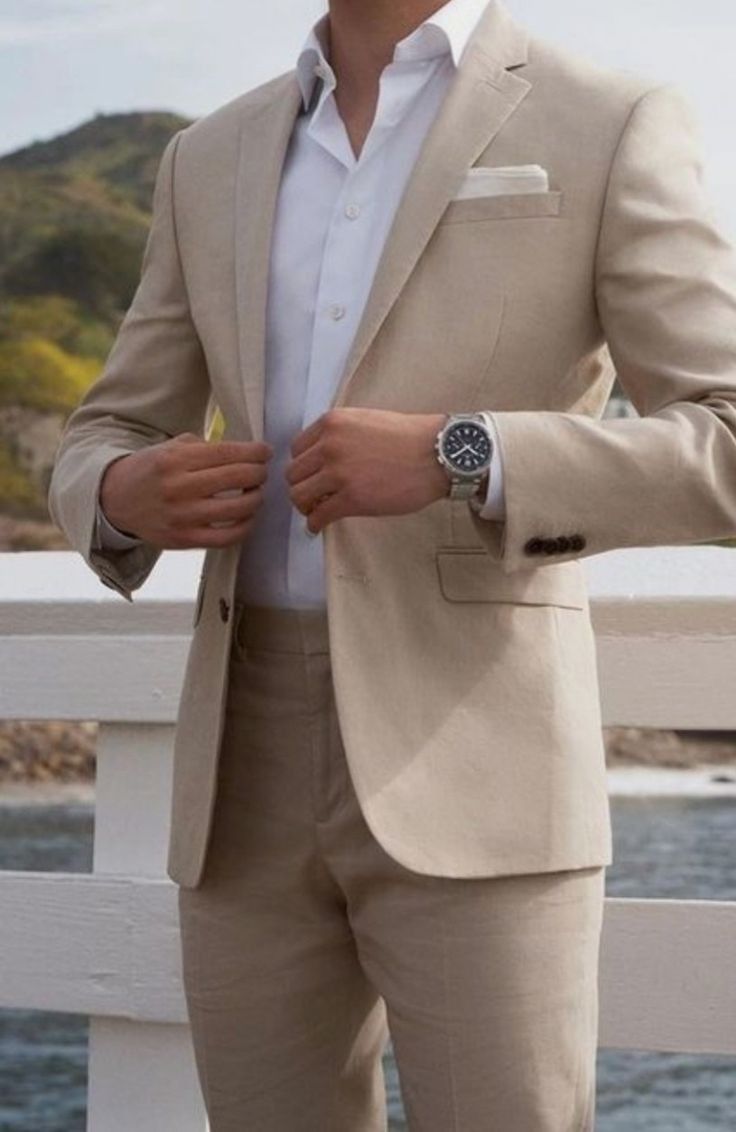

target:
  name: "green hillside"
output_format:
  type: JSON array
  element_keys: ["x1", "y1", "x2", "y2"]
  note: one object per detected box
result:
[
  {"x1": 0, "y1": 110, "x2": 192, "y2": 340},
  {"x1": 0, "y1": 111, "x2": 192, "y2": 516}
]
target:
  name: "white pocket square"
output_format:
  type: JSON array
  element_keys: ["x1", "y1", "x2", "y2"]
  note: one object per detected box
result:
[{"x1": 452, "y1": 164, "x2": 550, "y2": 201}]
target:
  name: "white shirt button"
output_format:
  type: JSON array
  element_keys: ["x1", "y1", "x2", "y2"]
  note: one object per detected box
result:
[
  {"x1": 328, "y1": 303, "x2": 346, "y2": 321},
  {"x1": 313, "y1": 62, "x2": 327, "y2": 79},
  {"x1": 344, "y1": 202, "x2": 361, "y2": 220}
]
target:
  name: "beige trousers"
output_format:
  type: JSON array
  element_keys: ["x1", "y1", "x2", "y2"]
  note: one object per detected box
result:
[{"x1": 177, "y1": 601, "x2": 605, "y2": 1132}]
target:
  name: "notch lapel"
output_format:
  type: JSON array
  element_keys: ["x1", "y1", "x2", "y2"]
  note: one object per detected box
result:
[
  {"x1": 231, "y1": 0, "x2": 530, "y2": 438},
  {"x1": 330, "y1": 0, "x2": 531, "y2": 409},
  {"x1": 233, "y1": 78, "x2": 302, "y2": 440}
]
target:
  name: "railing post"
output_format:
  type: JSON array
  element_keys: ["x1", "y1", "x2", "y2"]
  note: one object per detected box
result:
[{"x1": 86, "y1": 714, "x2": 207, "y2": 1129}]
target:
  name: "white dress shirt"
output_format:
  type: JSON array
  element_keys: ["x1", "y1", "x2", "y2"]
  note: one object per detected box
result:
[{"x1": 95, "y1": 0, "x2": 506, "y2": 608}]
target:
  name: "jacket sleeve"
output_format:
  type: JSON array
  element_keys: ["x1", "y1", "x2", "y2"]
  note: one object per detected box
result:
[
  {"x1": 47, "y1": 127, "x2": 212, "y2": 601},
  {"x1": 469, "y1": 83, "x2": 736, "y2": 572}
]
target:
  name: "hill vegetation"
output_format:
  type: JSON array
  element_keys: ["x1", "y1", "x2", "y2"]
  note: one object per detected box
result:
[{"x1": 0, "y1": 111, "x2": 196, "y2": 518}]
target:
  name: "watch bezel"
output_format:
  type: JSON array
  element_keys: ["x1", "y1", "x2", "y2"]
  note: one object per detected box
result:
[{"x1": 434, "y1": 413, "x2": 494, "y2": 483}]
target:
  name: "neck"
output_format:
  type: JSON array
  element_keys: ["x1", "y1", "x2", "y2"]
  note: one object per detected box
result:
[{"x1": 326, "y1": 0, "x2": 450, "y2": 102}]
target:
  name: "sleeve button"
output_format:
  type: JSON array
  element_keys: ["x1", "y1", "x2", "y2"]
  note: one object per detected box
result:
[
  {"x1": 524, "y1": 538, "x2": 545, "y2": 555},
  {"x1": 555, "y1": 536, "x2": 571, "y2": 553},
  {"x1": 569, "y1": 534, "x2": 586, "y2": 551},
  {"x1": 219, "y1": 598, "x2": 230, "y2": 623}
]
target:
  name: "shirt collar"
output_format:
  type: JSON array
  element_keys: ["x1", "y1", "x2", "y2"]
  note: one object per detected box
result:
[
  {"x1": 295, "y1": 14, "x2": 332, "y2": 113},
  {"x1": 295, "y1": 0, "x2": 491, "y2": 112}
]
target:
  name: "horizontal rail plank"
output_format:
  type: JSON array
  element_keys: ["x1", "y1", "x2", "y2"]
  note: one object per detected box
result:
[
  {"x1": 2, "y1": 547, "x2": 736, "y2": 726},
  {"x1": 0, "y1": 872, "x2": 187, "y2": 1023},
  {"x1": 599, "y1": 898, "x2": 736, "y2": 1054},
  {"x1": 1, "y1": 875, "x2": 735, "y2": 1055},
  {"x1": 596, "y1": 635, "x2": 736, "y2": 728},
  {"x1": 3, "y1": 632, "x2": 736, "y2": 727},
  {"x1": 0, "y1": 638, "x2": 190, "y2": 721}
]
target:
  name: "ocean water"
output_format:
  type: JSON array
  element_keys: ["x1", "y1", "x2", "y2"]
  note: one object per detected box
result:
[{"x1": 0, "y1": 796, "x2": 734, "y2": 1131}]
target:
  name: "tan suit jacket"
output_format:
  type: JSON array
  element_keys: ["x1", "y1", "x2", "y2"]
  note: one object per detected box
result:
[{"x1": 48, "y1": 0, "x2": 736, "y2": 888}]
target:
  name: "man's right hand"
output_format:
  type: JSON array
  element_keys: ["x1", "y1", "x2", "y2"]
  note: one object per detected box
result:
[{"x1": 99, "y1": 432, "x2": 273, "y2": 549}]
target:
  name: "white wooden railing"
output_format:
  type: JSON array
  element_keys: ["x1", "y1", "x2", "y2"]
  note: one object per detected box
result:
[{"x1": 1, "y1": 545, "x2": 735, "y2": 1129}]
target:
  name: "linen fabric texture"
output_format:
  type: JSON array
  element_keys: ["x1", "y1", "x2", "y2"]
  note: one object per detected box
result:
[
  {"x1": 48, "y1": 0, "x2": 736, "y2": 888},
  {"x1": 178, "y1": 600, "x2": 604, "y2": 1131}
]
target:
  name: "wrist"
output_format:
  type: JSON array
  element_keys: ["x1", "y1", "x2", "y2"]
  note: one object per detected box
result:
[
  {"x1": 423, "y1": 414, "x2": 451, "y2": 499},
  {"x1": 100, "y1": 454, "x2": 136, "y2": 532}
]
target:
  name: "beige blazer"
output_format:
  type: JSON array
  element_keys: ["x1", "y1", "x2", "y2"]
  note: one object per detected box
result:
[{"x1": 48, "y1": 0, "x2": 736, "y2": 888}]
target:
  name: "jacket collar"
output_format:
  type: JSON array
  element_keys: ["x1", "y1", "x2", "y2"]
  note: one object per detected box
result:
[
  {"x1": 232, "y1": 0, "x2": 531, "y2": 439},
  {"x1": 295, "y1": 0, "x2": 511, "y2": 112}
]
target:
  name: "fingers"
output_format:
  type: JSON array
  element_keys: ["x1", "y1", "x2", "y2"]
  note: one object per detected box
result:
[
  {"x1": 216, "y1": 440, "x2": 274, "y2": 465},
  {"x1": 169, "y1": 434, "x2": 274, "y2": 470},
  {"x1": 288, "y1": 468, "x2": 338, "y2": 515},
  {"x1": 189, "y1": 459, "x2": 269, "y2": 498},
  {"x1": 187, "y1": 484, "x2": 265, "y2": 529},
  {"x1": 285, "y1": 443, "x2": 323, "y2": 486},
  {"x1": 290, "y1": 412, "x2": 332, "y2": 458},
  {"x1": 167, "y1": 419, "x2": 350, "y2": 542},
  {"x1": 304, "y1": 492, "x2": 346, "y2": 535},
  {"x1": 183, "y1": 515, "x2": 257, "y2": 549},
  {"x1": 162, "y1": 488, "x2": 264, "y2": 547},
  {"x1": 287, "y1": 412, "x2": 349, "y2": 527}
]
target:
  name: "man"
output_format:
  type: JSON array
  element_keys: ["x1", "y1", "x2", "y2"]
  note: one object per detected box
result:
[{"x1": 48, "y1": 0, "x2": 736, "y2": 1127}]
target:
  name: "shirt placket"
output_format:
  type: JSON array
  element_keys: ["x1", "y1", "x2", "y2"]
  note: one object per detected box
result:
[
  {"x1": 285, "y1": 55, "x2": 444, "y2": 605},
  {"x1": 286, "y1": 145, "x2": 389, "y2": 604}
]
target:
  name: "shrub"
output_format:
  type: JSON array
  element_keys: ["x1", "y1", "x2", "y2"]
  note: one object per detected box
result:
[{"x1": 0, "y1": 337, "x2": 99, "y2": 413}]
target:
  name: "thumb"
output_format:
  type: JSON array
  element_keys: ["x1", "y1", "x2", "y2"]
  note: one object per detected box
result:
[{"x1": 172, "y1": 432, "x2": 203, "y2": 444}]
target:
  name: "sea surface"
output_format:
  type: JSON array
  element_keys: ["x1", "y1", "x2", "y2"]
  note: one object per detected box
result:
[{"x1": 0, "y1": 795, "x2": 734, "y2": 1131}]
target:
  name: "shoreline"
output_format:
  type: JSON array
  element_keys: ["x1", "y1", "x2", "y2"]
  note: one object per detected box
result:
[
  {"x1": 0, "y1": 781, "x2": 95, "y2": 806},
  {"x1": 606, "y1": 765, "x2": 736, "y2": 798},
  {"x1": 1, "y1": 766, "x2": 736, "y2": 807}
]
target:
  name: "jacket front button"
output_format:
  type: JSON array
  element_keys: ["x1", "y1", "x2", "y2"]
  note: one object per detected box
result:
[{"x1": 219, "y1": 598, "x2": 230, "y2": 623}]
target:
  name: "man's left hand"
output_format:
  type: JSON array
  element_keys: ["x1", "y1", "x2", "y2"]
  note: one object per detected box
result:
[{"x1": 286, "y1": 408, "x2": 449, "y2": 535}]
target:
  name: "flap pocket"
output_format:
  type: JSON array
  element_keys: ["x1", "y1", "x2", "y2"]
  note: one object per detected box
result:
[
  {"x1": 439, "y1": 190, "x2": 564, "y2": 226},
  {"x1": 436, "y1": 550, "x2": 586, "y2": 609}
]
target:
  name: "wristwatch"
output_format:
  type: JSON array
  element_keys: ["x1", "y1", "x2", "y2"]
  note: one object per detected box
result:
[{"x1": 434, "y1": 412, "x2": 494, "y2": 501}]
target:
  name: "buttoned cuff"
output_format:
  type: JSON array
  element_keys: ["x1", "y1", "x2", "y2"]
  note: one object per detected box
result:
[{"x1": 94, "y1": 495, "x2": 144, "y2": 550}]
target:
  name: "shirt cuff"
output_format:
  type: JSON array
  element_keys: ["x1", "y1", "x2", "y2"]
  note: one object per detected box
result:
[
  {"x1": 472, "y1": 412, "x2": 506, "y2": 519},
  {"x1": 95, "y1": 496, "x2": 144, "y2": 550}
]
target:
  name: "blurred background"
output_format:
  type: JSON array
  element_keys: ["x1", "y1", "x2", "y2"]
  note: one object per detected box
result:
[{"x1": 1, "y1": 3, "x2": 735, "y2": 1130}]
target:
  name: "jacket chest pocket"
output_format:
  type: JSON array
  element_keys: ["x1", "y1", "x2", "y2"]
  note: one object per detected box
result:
[{"x1": 437, "y1": 189, "x2": 564, "y2": 226}]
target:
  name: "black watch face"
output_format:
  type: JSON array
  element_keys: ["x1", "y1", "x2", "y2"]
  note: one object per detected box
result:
[{"x1": 443, "y1": 421, "x2": 492, "y2": 473}]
